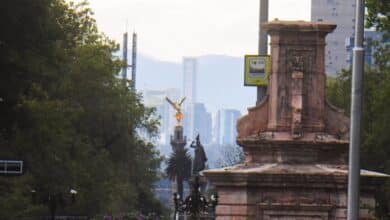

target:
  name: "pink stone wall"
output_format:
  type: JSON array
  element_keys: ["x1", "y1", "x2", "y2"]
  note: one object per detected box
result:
[{"x1": 214, "y1": 186, "x2": 376, "y2": 220}]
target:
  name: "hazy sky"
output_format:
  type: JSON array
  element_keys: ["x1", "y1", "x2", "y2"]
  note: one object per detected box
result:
[{"x1": 84, "y1": 0, "x2": 311, "y2": 62}]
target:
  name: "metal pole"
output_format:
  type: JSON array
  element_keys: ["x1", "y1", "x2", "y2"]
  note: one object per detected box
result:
[
  {"x1": 257, "y1": 0, "x2": 268, "y2": 105},
  {"x1": 258, "y1": 0, "x2": 268, "y2": 55},
  {"x1": 131, "y1": 32, "x2": 137, "y2": 90},
  {"x1": 122, "y1": 32, "x2": 128, "y2": 80},
  {"x1": 347, "y1": 0, "x2": 365, "y2": 220}
]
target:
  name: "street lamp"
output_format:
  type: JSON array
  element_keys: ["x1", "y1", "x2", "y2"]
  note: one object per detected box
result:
[
  {"x1": 70, "y1": 188, "x2": 77, "y2": 204},
  {"x1": 173, "y1": 175, "x2": 218, "y2": 220},
  {"x1": 31, "y1": 188, "x2": 78, "y2": 220}
]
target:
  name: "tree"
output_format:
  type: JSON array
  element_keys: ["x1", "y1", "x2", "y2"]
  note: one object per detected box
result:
[
  {"x1": 327, "y1": 59, "x2": 390, "y2": 219},
  {"x1": 215, "y1": 144, "x2": 244, "y2": 168},
  {"x1": 0, "y1": 0, "x2": 163, "y2": 218},
  {"x1": 366, "y1": 0, "x2": 390, "y2": 35},
  {"x1": 165, "y1": 148, "x2": 192, "y2": 199}
]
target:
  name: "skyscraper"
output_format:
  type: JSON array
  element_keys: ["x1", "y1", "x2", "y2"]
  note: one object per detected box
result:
[
  {"x1": 193, "y1": 103, "x2": 212, "y2": 144},
  {"x1": 311, "y1": 0, "x2": 356, "y2": 75},
  {"x1": 214, "y1": 109, "x2": 241, "y2": 145},
  {"x1": 182, "y1": 57, "x2": 197, "y2": 104},
  {"x1": 182, "y1": 57, "x2": 197, "y2": 140}
]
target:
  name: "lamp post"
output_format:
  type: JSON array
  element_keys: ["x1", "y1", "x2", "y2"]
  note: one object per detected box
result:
[
  {"x1": 70, "y1": 189, "x2": 77, "y2": 204},
  {"x1": 173, "y1": 175, "x2": 218, "y2": 220},
  {"x1": 31, "y1": 188, "x2": 77, "y2": 220},
  {"x1": 257, "y1": 0, "x2": 269, "y2": 104},
  {"x1": 347, "y1": 0, "x2": 365, "y2": 219}
]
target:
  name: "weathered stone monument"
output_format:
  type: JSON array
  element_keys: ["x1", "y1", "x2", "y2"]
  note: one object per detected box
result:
[{"x1": 203, "y1": 21, "x2": 388, "y2": 220}]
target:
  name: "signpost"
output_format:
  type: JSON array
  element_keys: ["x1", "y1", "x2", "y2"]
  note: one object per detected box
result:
[
  {"x1": 244, "y1": 55, "x2": 270, "y2": 86},
  {"x1": 0, "y1": 160, "x2": 23, "y2": 175}
]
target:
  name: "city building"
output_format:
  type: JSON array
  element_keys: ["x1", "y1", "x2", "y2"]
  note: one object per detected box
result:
[
  {"x1": 193, "y1": 103, "x2": 212, "y2": 144},
  {"x1": 346, "y1": 30, "x2": 388, "y2": 66},
  {"x1": 214, "y1": 109, "x2": 241, "y2": 145},
  {"x1": 182, "y1": 57, "x2": 197, "y2": 139},
  {"x1": 183, "y1": 103, "x2": 194, "y2": 142},
  {"x1": 311, "y1": 0, "x2": 356, "y2": 75},
  {"x1": 182, "y1": 57, "x2": 197, "y2": 104}
]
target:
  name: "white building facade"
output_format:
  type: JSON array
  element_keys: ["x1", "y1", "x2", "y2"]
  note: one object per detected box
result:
[{"x1": 311, "y1": 0, "x2": 356, "y2": 75}]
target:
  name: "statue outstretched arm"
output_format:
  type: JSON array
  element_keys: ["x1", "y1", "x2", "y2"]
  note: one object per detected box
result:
[
  {"x1": 165, "y1": 97, "x2": 179, "y2": 111},
  {"x1": 179, "y1": 97, "x2": 186, "y2": 106}
]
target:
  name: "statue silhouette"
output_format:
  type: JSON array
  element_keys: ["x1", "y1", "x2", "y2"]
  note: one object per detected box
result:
[
  {"x1": 190, "y1": 134, "x2": 207, "y2": 175},
  {"x1": 166, "y1": 96, "x2": 186, "y2": 125}
]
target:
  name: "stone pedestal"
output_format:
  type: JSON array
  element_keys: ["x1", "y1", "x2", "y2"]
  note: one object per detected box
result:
[{"x1": 203, "y1": 21, "x2": 388, "y2": 220}]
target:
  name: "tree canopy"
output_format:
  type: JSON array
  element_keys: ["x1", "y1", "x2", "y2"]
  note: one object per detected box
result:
[{"x1": 0, "y1": 0, "x2": 164, "y2": 218}]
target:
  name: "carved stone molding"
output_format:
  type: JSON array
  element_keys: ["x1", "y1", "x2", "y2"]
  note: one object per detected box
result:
[{"x1": 258, "y1": 203, "x2": 333, "y2": 220}]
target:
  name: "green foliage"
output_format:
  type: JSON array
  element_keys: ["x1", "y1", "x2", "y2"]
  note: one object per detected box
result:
[
  {"x1": 0, "y1": 0, "x2": 163, "y2": 218},
  {"x1": 326, "y1": 71, "x2": 351, "y2": 115},
  {"x1": 165, "y1": 148, "x2": 192, "y2": 198},
  {"x1": 327, "y1": 67, "x2": 390, "y2": 219},
  {"x1": 165, "y1": 148, "x2": 192, "y2": 182},
  {"x1": 366, "y1": 0, "x2": 390, "y2": 35}
]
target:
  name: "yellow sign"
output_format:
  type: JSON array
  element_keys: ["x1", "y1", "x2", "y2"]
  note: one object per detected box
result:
[{"x1": 244, "y1": 55, "x2": 270, "y2": 86}]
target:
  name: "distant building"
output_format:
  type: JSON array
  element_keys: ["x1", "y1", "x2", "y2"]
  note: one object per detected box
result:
[
  {"x1": 214, "y1": 109, "x2": 241, "y2": 145},
  {"x1": 182, "y1": 57, "x2": 197, "y2": 104},
  {"x1": 142, "y1": 88, "x2": 180, "y2": 147},
  {"x1": 182, "y1": 57, "x2": 197, "y2": 139},
  {"x1": 183, "y1": 103, "x2": 194, "y2": 141},
  {"x1": 193, "y1": 103, "x2": 212, "y2": 144},
  {"x1": 311, "y1": 0, "x2": 356, "y2": 75},
  {"x1": 346, "y1": 30, "x2": 388, "y2": 66}
]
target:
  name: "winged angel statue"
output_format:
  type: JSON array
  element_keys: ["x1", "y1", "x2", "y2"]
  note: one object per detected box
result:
[{"x1": 166, "y1": 97, "x2": 186, "y2": 125}]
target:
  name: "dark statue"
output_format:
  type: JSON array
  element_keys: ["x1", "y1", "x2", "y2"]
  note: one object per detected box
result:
[{"x1": 190, "y1": 134, "x2": 207, "y2": 174}]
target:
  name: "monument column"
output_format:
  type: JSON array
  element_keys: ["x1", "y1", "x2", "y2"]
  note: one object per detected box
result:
[{"x1": 170, "y1": 125, "x2": 186, "y2": 152}]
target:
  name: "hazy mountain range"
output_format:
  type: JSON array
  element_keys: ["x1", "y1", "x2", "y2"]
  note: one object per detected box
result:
[{"x1": 136, "y1": 54, "x2": 257, "y2": 114}]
